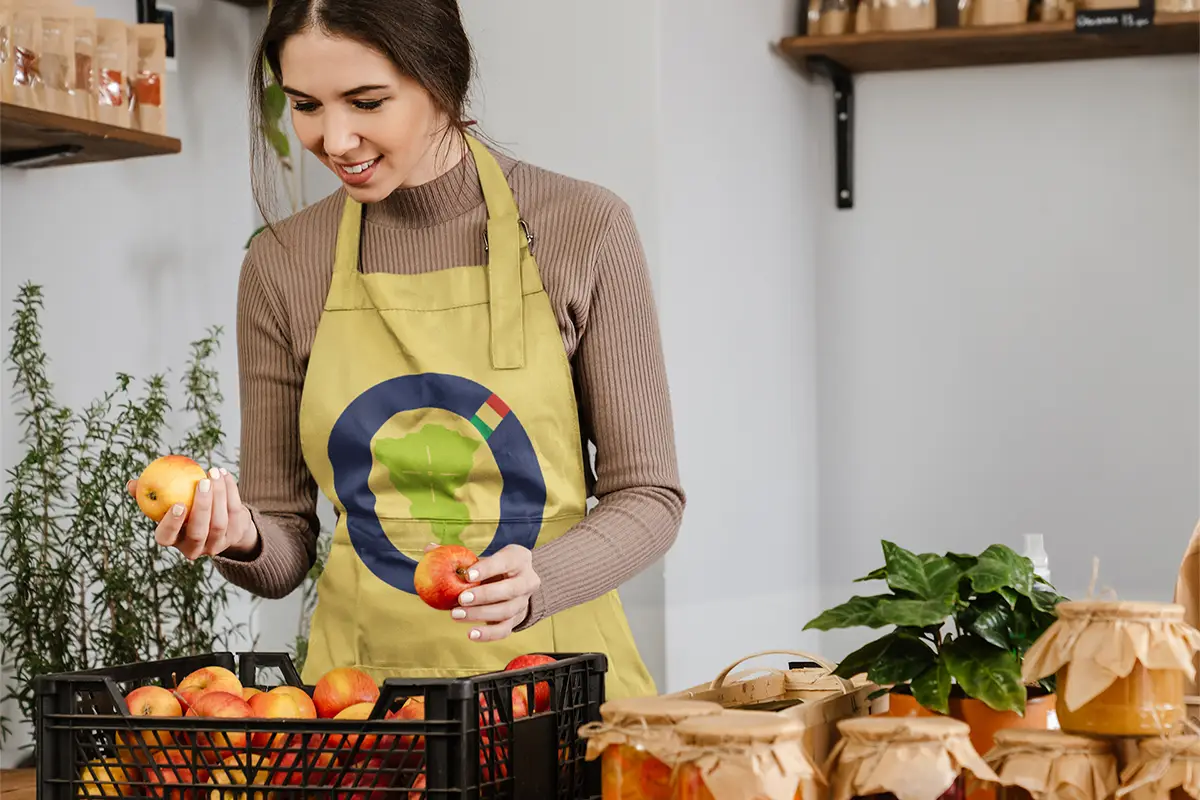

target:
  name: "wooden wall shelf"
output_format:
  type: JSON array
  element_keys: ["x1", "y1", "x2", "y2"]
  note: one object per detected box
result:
[
  {"x1": 778, "y1": 11, "x2": 1199, "y2": 73},
  {"x1": 1, "y1": 102, "x2": 182, "y2": 168},
  {"x1": 776, "y1": 11, "x2": 1199, "y2": 210}
]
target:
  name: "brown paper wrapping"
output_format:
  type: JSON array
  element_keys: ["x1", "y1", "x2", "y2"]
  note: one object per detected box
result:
[
  {"x1": 72, "y1": 6, "x2": 96, "y2": 120},
  {"x1": 39, "y1": 0, "x2": 75, "y2": 117},
  {"x1": 9, "y1": 1, "x2": 41, "y2": 109},
  {"x1": 674, "y1": 710, "x2": 824, "y2": 800},
  {"x1": 983, "y1": 728, "x2": 1119, "y2": 800},
  {"x1": 1174, "y1": 520, "x2": 1200, "y2": 697},
  {"x1": 826, "y1": 716, "x2": 998, "y2": 800},
  {"x1": 132, "y1": 22, "x2": 165, "y2": 135},
  {"x1": 1116, "y1": 735, "x2": 1200, "y2": 800},
  {"x1": 577, "y1": 697, "x2": 724, "y2": 764},
  {"x1": 1021, "y1": 601, "x2": 1200, "y2": 713},
  {"x1": 95, "y1": 18, "x2": 128, "y2": 127}
]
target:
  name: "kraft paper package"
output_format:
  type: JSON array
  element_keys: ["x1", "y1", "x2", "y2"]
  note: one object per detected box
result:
[
  {"x1": 94, "y1": 18, "x2": 129, "y2": 126},
  {"x1": 132, "y1": 22, "x2": 165, "y2": 134},
  {"x1": 1174, "y1": 518, "x2": 1200, "y2": 697},
  {"x1": 8, "y1": 0, "x2": 43, "y2": 109},
  {"x1": 39, "y1": 0, "x2": 75, "y2": 116}
]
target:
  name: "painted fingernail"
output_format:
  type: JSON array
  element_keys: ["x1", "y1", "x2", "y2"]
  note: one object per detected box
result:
[
  {"x1": 460, "y1": 591, "x2": 475, "y2": 605},
  {"x1": 172, "y1": 504, "x2": 185, "y2": 517},
  {"x1": 198, "y1": 479, "x2": 211, "y2": 493},
  {"x1": 209, "y1": 467, "x2": 221, "y2": 480},
  {"x1": 219, "y1": 468, "x2": 229, "y2": 477},
  {"x1": 467, "y1": 569, "x2": 480, "y2": 582},
  {"x1": 470, "y1": 629, "x2": 481, "y2": 640},
  {"x1": 452, "y1": 609, "x2": 466, "y2": 620}
]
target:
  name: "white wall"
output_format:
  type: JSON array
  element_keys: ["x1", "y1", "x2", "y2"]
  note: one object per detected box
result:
[
  {"x1": 0, "y1": 0, "x2": 261, "y2": 764},
  {"x1": 812, "y1": 56, "x2": 1200, "y2": 660}
]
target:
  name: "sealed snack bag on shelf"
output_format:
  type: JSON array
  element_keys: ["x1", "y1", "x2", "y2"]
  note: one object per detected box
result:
[
  {"x1": 853, "y1": 0, "x2": 935, "y2": 33},
  {"x1": 72, "y1": 5, "x2": 96, "y2": 120},
  {"x1": 131, "y1": 22, "x2": 164, "y2": 134},
  {"x1": 807, "y1": 0, "x2": 856, "y2": 36},
  {"x1": 673, "y1": 709, "x2": 825, "y2": 800},
  {"x1": 94, "y1": 18, "x2": 128, "y2": 126},
  {"x1": 982, "y1": 728, "x2": 1120, "y2": 800},
  {"x1": 39, "y1": 1, "x2": 74, "y2": 115},
  {"x1": 826, "y1": 717, "x2": 998, "y2": 800},
  {"x1": 579, "y1": 696, "x2": 724, "y2": 800},
  {"x1": 8, "y1": 1, "x2": 42, "y2": 108}
]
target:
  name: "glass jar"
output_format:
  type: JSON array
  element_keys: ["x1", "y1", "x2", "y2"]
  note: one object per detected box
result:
[
  {"x1": 671, "y1": 709, "x2": 821, "y2": 800},
  {"x1": 578, "y1": 697, "x2": 724, "y2": 800},
  {"x1": 826, "y1": 717, "x2": 997, "y2": 800},
  {"x1": 1021, "y1": 601, "x2": 1200, "y2": 737},
  {"x1": 1117, "y1": 735, "x2": 1200, "y2": 800},
  {"x1": 984, "y1": 728, "x2": 1118, "y2": 800}
]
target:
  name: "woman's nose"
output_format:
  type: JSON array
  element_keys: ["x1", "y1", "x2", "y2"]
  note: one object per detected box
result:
[{"x1": 322, "y1": 115, "x2": 362, "y2": 157}]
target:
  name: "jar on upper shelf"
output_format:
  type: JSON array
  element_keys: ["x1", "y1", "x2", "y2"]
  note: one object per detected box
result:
[
  {"x1": 825, "y1": 716, "x2": 998, "y2": 800},
  {"x1": 1021, "y1": 600, "x2": 1200, "y2": 737},
  {"x1": 1118, "y1": 735, "x2": 1200, "y2": 800},
  {"x1": 578, "y1": 696, "x2": 724, "y2": 800},
  {"x1": 671, "y1": 709, "x2": 824, "y2": 800},
  {"x1": 982, "y1": 728, "x2": 1119, "y2": 800}
]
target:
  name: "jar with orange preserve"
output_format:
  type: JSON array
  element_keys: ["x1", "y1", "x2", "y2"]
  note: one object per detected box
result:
[
  {"x1": 1021, "y1": 600, "x2": 1200, "y2": 737},
  {"x1": 578, "y1": 697, "x2": 724, "y2": 800},
  {"x1": 1117, "y1": 735, "x2": 1200, "y2": 800},
  {"x1": 671, "y1": 709, "x2": 823, "y2": 800},
  {"x1": 825, "y1": 716, "x2": 998, "y2": 800},
  {"x1": 982, "y1": 728, "x2": 1118, "y2": 800}
]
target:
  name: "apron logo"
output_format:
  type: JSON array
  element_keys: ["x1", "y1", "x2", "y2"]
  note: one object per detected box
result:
[{"x1": 328, "y1": 373, "x2": 546, "y2": 594}]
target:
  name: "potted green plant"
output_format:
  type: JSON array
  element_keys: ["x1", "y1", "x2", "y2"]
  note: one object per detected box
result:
[{"x1": 805, "y1": 541, "x2": 1067, "y2": 755}]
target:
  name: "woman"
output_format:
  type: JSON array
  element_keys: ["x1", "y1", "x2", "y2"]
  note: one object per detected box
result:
[{"x1": 128, "y1": 0, "x2": 682, "y2": 700}]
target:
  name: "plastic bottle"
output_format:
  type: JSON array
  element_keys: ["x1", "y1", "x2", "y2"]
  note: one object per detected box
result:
[{"x1": 1022, "y1": 533, "x2": 1052, "y2": 586}]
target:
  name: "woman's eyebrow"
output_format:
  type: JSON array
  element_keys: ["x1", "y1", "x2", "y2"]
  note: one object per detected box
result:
[{"x1": 281, "y1": 84, "x2": 391, "y2": 98}]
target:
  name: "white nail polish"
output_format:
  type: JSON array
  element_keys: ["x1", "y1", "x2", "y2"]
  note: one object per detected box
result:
[
  {"x1": 470, "y1": 629, "x2": 481, "y2": 640},
  {"x1": 172, "y1": 505, "x2": 185, "y2": 517},
  {"x1": 460, "y1": 591, "x2": 474, "y2": 605},
  {"x1": 467, "y1": 570, "x2": 479, "y2": 582},
  {"x1": 198, "y1": 479, "x2": 211, "y2": 493},
  {"x1": 452, "y1": 609, "x2": 466, "y2": 619},
  {"x1": 209, "y1": 467, "x2": 221, "y2": 480}
]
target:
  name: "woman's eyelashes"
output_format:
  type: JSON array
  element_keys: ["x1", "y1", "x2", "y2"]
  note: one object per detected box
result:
[{"x1": 290, "y1": 98, "x2": 388, "y2": 113}]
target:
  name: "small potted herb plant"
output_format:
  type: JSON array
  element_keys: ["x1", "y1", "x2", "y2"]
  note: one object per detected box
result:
[{"x1": 805, "y1": 541, "x2": 1067, "y2": 760}]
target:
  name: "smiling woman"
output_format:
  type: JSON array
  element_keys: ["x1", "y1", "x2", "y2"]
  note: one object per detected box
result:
[{"x1": 132, "y1": 0, "x2": 686, "y2": 700}]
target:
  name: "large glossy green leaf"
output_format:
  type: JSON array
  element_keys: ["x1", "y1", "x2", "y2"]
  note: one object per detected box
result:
[
  {"x1": 263, "y1": 81, "x2": 287, "y2": 124},
  {"x1": 876, "y1": 597, "x2": 954, "y2": 628},
  {"x1": 942, "y1": 637, "x2": 1026, "y2": 715},
  {"x1": 264, "y1": 124, "x2": 291, "y2": 160},
  {"x1": 804, "y1": 595, "x2": 889, "y2": 631},
  {"x1": 882, "y1": 541, "x2": 962, "y2": 602},
  {"x1": 967, "y1": 596, "x2": 1014, "y2": 650},
  {"x1": 966, "y1": 544, "x2": 1035, "y2": 597},
  {"x1": 866, "y1": 635, "x2": 937, "y2": 686},
  {"x1": 853, "y1": 566, "x2": 888, "y2": 583},
  {"x1": 833, "y1": 628, "x2": 931, "y2": 681},
  {"x1": 910, "y1": 657, "x2": 952, "y2": 714}
]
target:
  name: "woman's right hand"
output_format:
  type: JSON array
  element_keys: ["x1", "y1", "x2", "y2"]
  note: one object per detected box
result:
[{"x1": 127, "y1": 466, "x2": 260, "y2": 561}]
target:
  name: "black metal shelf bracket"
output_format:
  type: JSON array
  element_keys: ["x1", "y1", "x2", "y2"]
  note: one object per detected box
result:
[
  {"x1": 0, "y1": 144, "x2": 83, "y2": 168},
  {"x1": 807, "y1": 56, "x2": 854, "y2": 210}
]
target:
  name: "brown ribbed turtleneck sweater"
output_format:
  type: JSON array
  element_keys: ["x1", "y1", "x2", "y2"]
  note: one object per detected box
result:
[{"x1": 211, "y1": 144, "x2": 684, "y2": 631}]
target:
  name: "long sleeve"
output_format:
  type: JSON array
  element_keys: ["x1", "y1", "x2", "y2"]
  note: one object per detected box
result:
[
  {"x1": 210, "y1": 246, "x2": 320, "y2": 599},
  {"x1": 519, "y1": 201, "x2": 685, "y2": 629}
]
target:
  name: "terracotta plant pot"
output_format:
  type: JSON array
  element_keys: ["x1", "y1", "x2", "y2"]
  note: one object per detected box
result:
[
  {"x1": 955, "y1": 692, "x2": 1057, "y2": 800},
  {"x1": 883, "y1": 688, "x2": 943, "y2": 718}
]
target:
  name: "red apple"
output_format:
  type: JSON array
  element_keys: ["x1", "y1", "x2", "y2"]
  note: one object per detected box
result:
[
  {"x1": 142, "y1": 749, "x2": 205, "y2": 800},
  {"x1": 78, "y1": 757, "x2": 140, "y2": 798},
  {"x1": 184, "y1": 691, "x2": 251, "y2": 763},
  {"x1": 414, "y1": 545, "x2": 481, "y2": 611},
  {"x1": 270, "y1": 738, "x2": 340, "y2": 788},
  {"x1": 335, "y1": 758, "x2": 392, "y2": 800},
  {"x1": 118, "y1": 685, "x2": 182, "y2": 762},
  {"x1": 208, "y1": 754, "x2": 271, "y2": 800},
  {"x1": 504, "y1": 654, "x2": 556, "y2": 712},
  {"x1": 385, "y1": 696, "x2": 426, "y2": 768},
  {"x1": 247, "y1": 688, "x2": 305, "y2": 750},
  {"x1": 134, "y1": 455, "x2": 209, "y2": 523},
  {"x1": 408, "y1": 773, "x2": 426, "y2": 800},
  {"x1": 325, "y1": 701, "x2": 382, "y2": 758},
  {"x1": 242, "y1": 687, "x2": 262, "y2": 702},
  {"x1": 313, "y1": 667, "x2": 379, "y2": 719},
  {"x1": 269, "y1": 685, "x2": 318, "y2": 719},
  {"x1": 479, "y1": 687, "x2": 528, "y2": 744},
  {"x1": 174, "y1": 666, "x2": 242, "y2": 711}
]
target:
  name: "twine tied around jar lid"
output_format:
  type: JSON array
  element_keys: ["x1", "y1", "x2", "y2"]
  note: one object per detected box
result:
[
  {"x1": 982, "y1": 728, "x2": 1119, "y2": 799},
  {"x1": 1020, "y1": 597, "x2": 1200, "y2": 714},
  {"x1": 671, "y1": 709, "x2": 825, "y2": 800},
  {"x1": 576, "y1": 697, "x2": 723, "y2": 762},
  {"x1": 825, "y1": 716, "x2": 998, "y2": 800},
  {"x1": 1115, "y1": 730, "x2": 1200, "y2": 798}
]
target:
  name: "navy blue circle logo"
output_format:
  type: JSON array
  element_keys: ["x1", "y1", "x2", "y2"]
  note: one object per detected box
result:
[{"x1": 328, "y1": 373, "x2": 546, "y2": 594}]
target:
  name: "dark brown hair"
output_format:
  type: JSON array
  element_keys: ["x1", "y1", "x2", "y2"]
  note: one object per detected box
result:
[{"x1": 248, "y1": 0, "x2": 475, "y2": 227}]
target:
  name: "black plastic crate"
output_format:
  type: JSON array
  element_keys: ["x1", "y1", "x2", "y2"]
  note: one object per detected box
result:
[{"x1": 34, "y1": 650, "x2": 606, "y2": 799}]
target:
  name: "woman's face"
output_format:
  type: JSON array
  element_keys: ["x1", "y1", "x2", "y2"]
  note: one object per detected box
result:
[{"x1": 278, "y1": 28, "x2": 451, "y2": 203}]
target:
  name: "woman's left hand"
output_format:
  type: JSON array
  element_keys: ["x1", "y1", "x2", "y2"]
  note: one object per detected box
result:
[{"x1": 424, "y1": 543, "x2": 540, "y2": 642}]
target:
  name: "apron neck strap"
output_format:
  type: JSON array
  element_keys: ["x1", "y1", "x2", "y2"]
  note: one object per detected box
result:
[{"x1": 330, "y1": 134, "x2": 528, "y2": 370}]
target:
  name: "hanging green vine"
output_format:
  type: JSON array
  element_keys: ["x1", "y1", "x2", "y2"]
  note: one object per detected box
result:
[{"x1": 0, "y1": 282, "x2": 244, "y2": 754}]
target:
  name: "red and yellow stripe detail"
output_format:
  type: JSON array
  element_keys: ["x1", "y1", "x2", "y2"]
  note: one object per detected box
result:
[{"x1": 470, "y1": 394, "x2": 510, "y2": 440}]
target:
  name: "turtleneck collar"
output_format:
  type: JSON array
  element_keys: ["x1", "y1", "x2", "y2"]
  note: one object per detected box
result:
[{"x1": 365, "y1": 140, "x2": 510, "y2": 230}]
